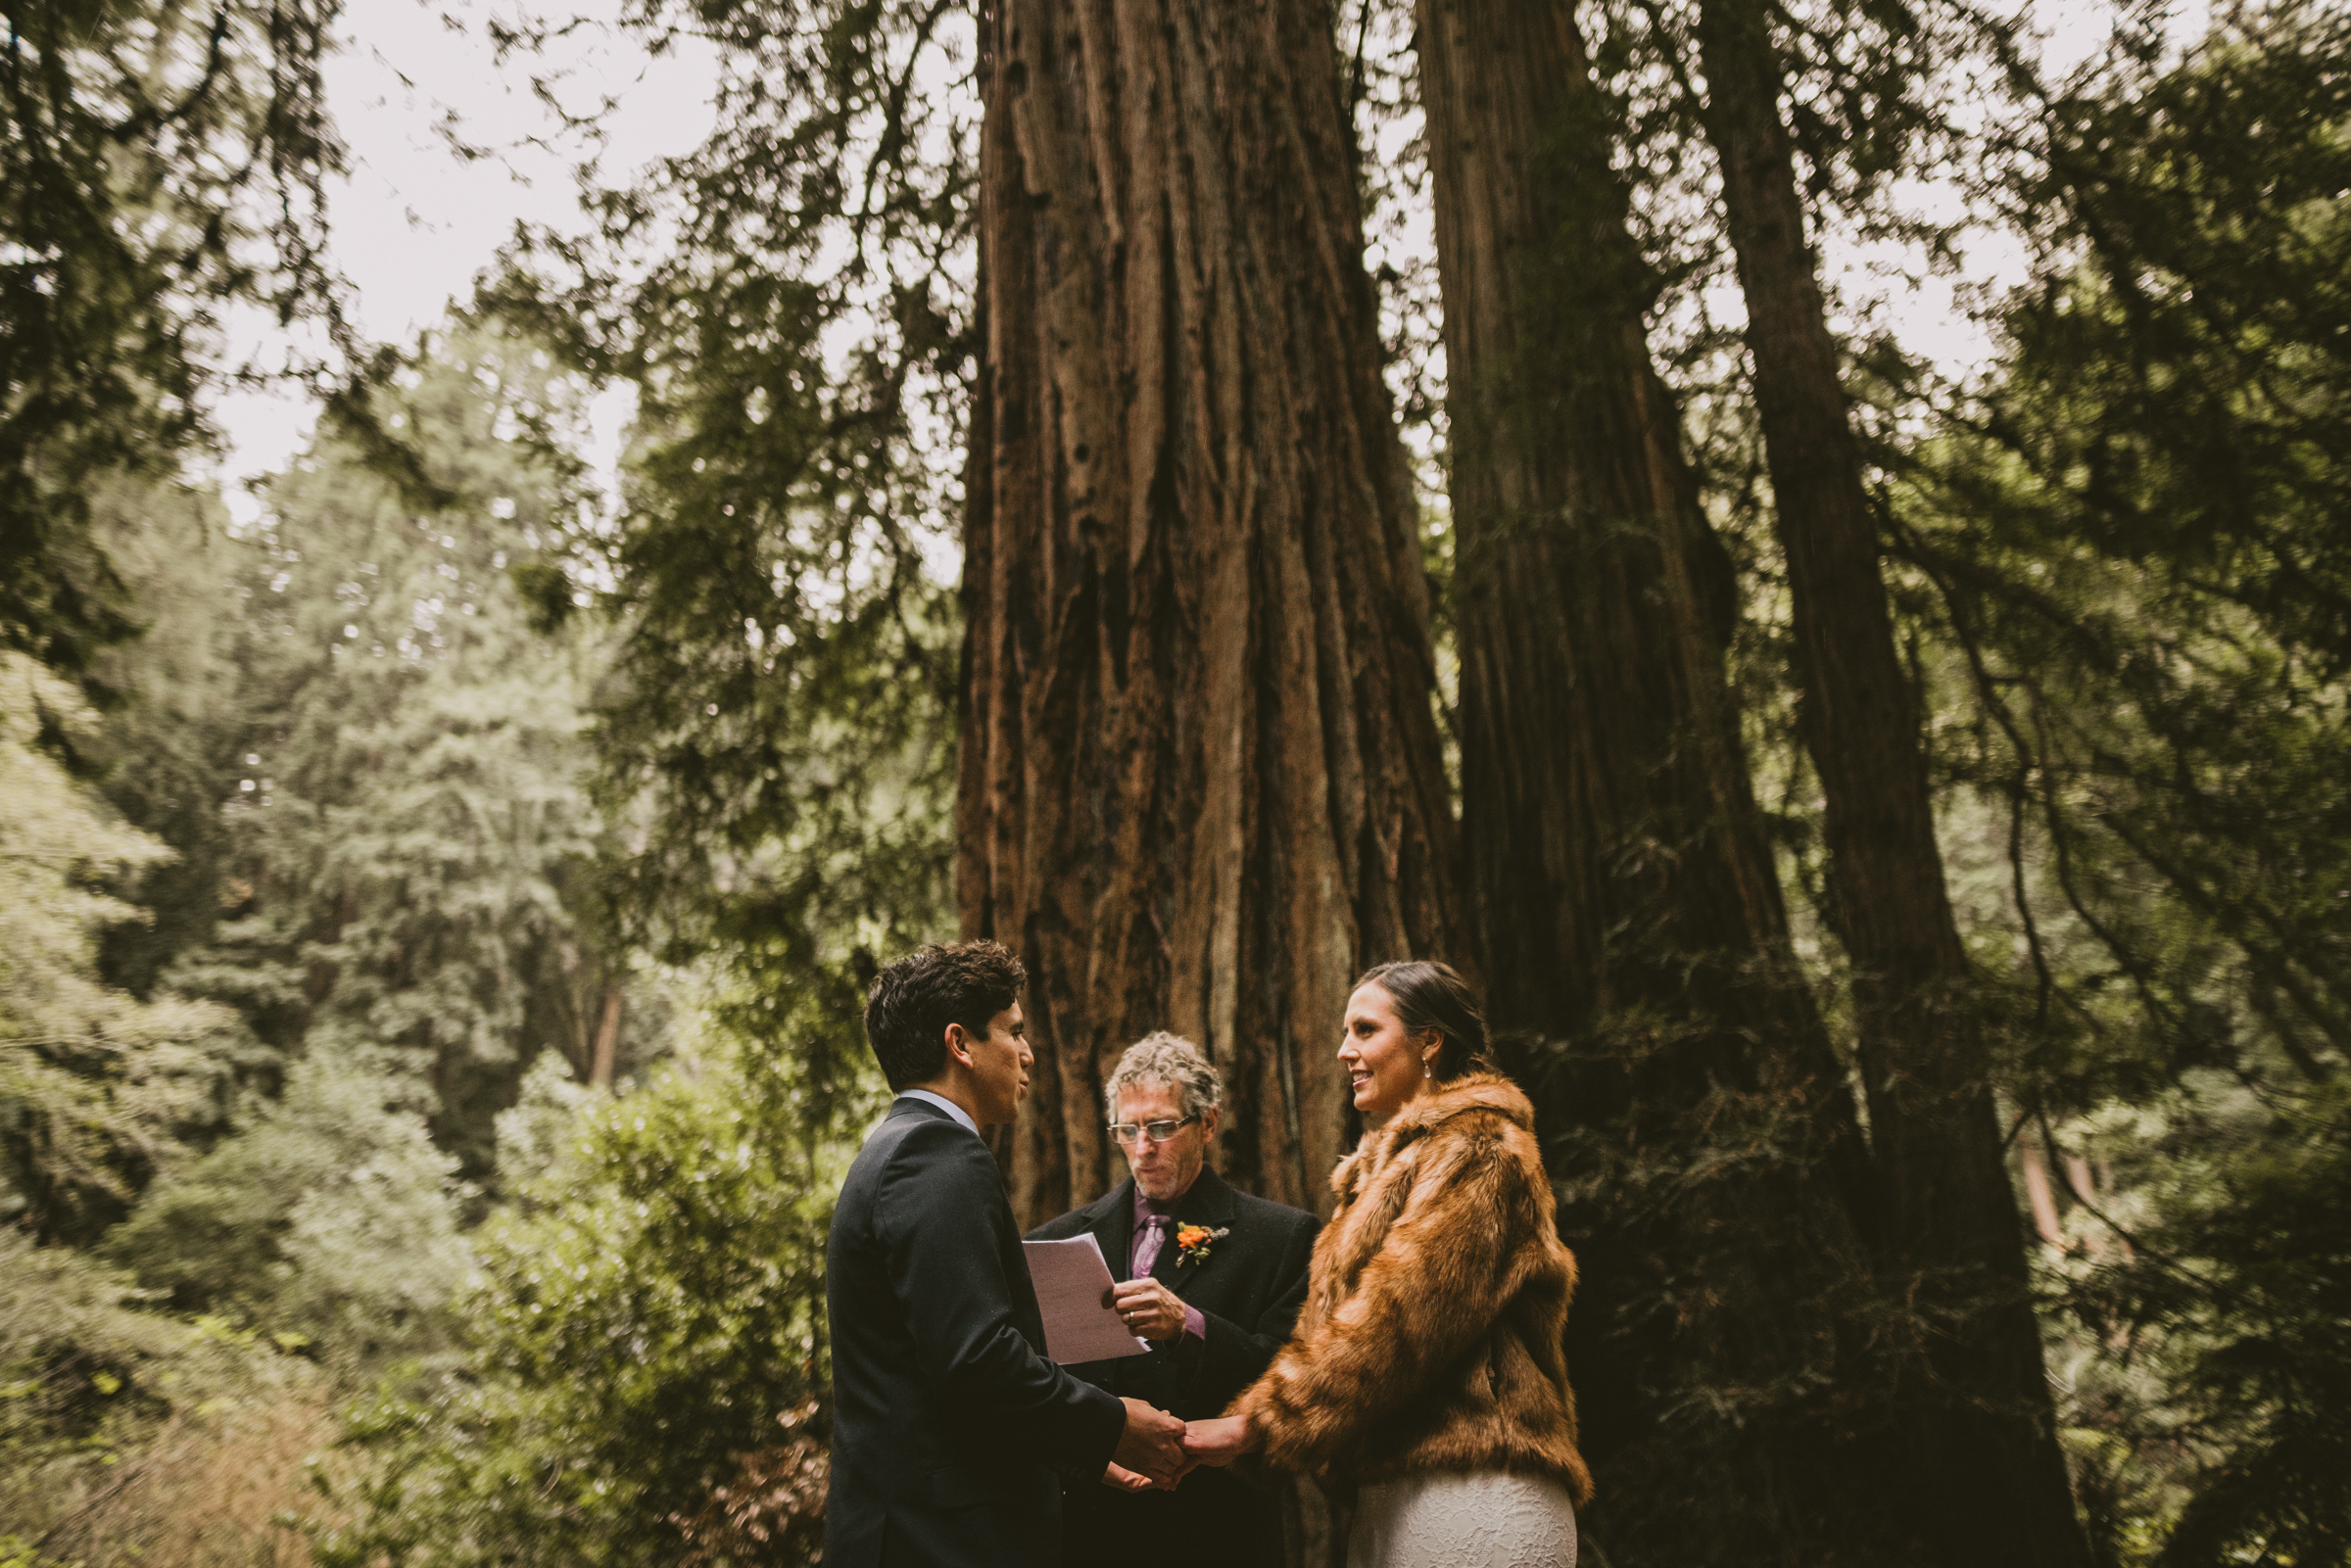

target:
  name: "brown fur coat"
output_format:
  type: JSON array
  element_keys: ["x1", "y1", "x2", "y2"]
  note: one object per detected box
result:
[{"x1": 1227, "y1": 1072, "x2": 1592, "y2": 1501}]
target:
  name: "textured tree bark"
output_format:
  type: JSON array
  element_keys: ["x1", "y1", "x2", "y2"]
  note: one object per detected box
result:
[
  {"x1": 959, "y1": 0, "x2": 1461, "y2": 1236},
  {"x1": 1694, "y1": 0, "x2": 2089, "y2": 1560},
  {"x1": 1416, "y1": 2, "x2": 1919, "y2": 1561}
]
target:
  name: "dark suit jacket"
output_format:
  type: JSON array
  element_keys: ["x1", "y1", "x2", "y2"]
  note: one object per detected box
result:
[
  {"x1": 1027, "y1": 1167, "x2": 1319, "y2": 1568},
  {"x1": 826, "y1": 1098, "x2": 1127, "y2": 1568}
]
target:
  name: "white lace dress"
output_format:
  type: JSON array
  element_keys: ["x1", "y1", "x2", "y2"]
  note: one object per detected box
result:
[{"x1": 1348, "y1": 1470, "x2": 1579, "y2": 1568}]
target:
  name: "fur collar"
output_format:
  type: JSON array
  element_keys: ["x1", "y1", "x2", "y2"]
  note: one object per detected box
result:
[
  {"x1": 1331, "y1": 1070, "x2": 1535, "y2": 1196},
  {"x1": 1383, "y1": 1069, "x2": 1534, "y2": 1134}
]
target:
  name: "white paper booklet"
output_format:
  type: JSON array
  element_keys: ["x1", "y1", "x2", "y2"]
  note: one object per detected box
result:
[{"x1": 1021, "y1": 1234, "x2": 1151, "y2": 1363}]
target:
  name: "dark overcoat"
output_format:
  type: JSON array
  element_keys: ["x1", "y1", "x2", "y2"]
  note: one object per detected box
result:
[
  {"x1": 826, "y1": 1097, "x2": 1127, "y2": 1568},
  {"x1": 1028, "y1": 1166, "x2": 1319, "y2": 1568}
]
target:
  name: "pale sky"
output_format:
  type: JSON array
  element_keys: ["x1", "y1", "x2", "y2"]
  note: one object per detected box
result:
[{"x1": 209, "y1": 0, "x2": 718, "y2": 521}]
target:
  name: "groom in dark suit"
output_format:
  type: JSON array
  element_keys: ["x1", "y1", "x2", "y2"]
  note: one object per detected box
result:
[
  {"x1": 1027, "y1": 1033, "x2": 1319, "y2": 1568},
  {"x1": 825, "y1": 942, "x2": 1189, "y2": 1568}
]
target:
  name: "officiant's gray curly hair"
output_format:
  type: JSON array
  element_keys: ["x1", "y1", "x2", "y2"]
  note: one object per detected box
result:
[{"x1": 1104, "y1": 1031, "x2": 1224, "y2": 1120}]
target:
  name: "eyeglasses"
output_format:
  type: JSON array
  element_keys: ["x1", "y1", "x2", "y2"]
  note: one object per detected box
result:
[{"x1": 1107, "y1": 1115, "x2": 1200, "y2": 1146}]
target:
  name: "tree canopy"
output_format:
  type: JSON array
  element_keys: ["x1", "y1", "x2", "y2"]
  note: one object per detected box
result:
[{"x1": 2, "y1": 0, "x2": 347, "y2": 681}]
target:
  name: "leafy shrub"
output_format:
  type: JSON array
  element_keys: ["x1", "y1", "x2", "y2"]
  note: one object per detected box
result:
[
  {"x1": 0, "y1": 1232, "x2": 330, "y2": 1563},
  {"x1": 313, "y1": 1009, "x2": 876, "y2": 1567},
  {"x1": 105, "y1": 1053, "x2": 474, "y2": 1355},
  {"x1": 2045, "y1": 1076, "x2": 2351, "y2": 1567},
  {"x1": 1, "y1": 1235, "x2": 189, "y2": 1475}
]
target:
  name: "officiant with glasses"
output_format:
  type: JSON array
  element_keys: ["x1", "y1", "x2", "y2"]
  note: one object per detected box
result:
[{"x1": 1028, "y1": 1033, "x2": 1319, "y2": 1568}]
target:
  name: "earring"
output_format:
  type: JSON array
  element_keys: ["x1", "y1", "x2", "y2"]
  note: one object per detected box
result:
[{"x1": 1423, "y1": 1058, "x2": 1434, "y2": 1079}]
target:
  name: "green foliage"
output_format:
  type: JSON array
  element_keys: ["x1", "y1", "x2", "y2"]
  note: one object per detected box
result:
[
  {"x1": 0, "y1": 0, "x2": 345, "y2": 682},
  {"x1": 1, "y1": 1232, "x2": 195, "y2": 1472},
  {"x1": 1983, "y1": 0, "x2": 2351, "y2": 672},
  {"x1": 152, "y1": 324, "x2": 636, "y2": 1173},
  {"x1": 1878, "y1": 4, "x2": 2351, "y2": 1557},
  {"x1": 482, "y1": 0, "x2": 968, "y2": 1104},
  {"x1": 1894, "y1": 0, "x2": 2351, "y2": 1098},
  {"x1": 2038, "y1": 1077, "x2": 2351, "y2": 1568},
  {"x1": 0, "y1": 650, "x2": 238, "y2": 1242},
  {"x1": 314, "y1": 988, "x2": 879, "y2": 1567},
  {"x1": 104, "y1": 1053, "x2": 474, "y2": 1355},
  {"x1": 2123, "y1": 1082, "x2": 2351, "y2": 1568},
  {"x1": 81, "y1": 478, "x2": 257, "y2": 1006},
  {"x1": 123, "y1": 49, "x2": 981, "y2": 1556},
  {"x1": 8, "y1": 321, "x2": 638, "y2": 1368}
]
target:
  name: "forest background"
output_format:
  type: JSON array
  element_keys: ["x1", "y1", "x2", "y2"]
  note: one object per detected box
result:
[{"x1": 2, "y1": 0, "x2": 2346, "y2": 1563}]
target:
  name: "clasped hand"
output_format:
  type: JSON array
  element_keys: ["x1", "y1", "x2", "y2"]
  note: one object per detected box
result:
[
  {"x1": 1103, "y1": 1408, "x2": 1256, "y2": 1494},
  {"x1": 1105, "y1": 1398, "x2": 1186, "y2": 1492}
]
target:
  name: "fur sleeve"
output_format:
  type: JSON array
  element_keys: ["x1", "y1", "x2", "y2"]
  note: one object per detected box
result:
[{"x1": 1228, "y1": 1114, "x2": 1545, "y2": 1474}]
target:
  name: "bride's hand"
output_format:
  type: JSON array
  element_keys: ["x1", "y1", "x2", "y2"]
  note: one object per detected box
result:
[{"x1": 1180, "y1": 1414, "x2": 1256, "y2": 1467}]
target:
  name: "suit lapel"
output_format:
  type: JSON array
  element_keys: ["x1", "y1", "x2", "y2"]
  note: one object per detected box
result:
[{"x1": 1091, "y1": 1176, "x2": 1138, "y2": 1284}]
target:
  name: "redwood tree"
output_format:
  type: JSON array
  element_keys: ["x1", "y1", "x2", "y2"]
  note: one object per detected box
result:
[
  {"x1": 1694, "y1": 0, "x2": 2089, "y2": 1560},
  {"x1": 959, "y1": 0, "x2": 1460, "y2": 1229},
  {"x1": 1416, "y1": 1, "x2": 1919, "y2": 1560}
]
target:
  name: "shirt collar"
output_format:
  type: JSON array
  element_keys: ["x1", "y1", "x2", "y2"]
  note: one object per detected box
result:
[
  {"x1": 1132, "y1": 1179, "x2": 1190, "y2": 1224},
  {"x1": 900, "y1": 1088, "x2": 979, "y2": 1138}
]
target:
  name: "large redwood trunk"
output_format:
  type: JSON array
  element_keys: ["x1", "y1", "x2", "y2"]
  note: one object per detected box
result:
[
  {"x1": 1415, "y1": 3, "x2": 1920, "y2": 1562},
  {"x1": 959, "y1": 0, "x2": 1460, "y2": 1232},
  {"x1": 1694, "y1": 0, "x2": 2089, "y2": 1561}
]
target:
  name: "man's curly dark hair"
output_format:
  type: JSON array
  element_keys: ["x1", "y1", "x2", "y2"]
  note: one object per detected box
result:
[{"x1": 862, "y1": 940, "x2": 1028, "y2": 1090}]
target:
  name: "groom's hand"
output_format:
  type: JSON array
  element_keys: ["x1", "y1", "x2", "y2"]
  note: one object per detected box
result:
[
  {"x1": 1113, "y1": 1397, "x2": 1187, "y2": 1488},
  {"x1": 1101, "y1": 1461, "x2": 1157, "y2": 1494}
]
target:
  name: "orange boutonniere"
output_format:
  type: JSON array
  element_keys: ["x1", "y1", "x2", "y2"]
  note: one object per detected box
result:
[{"x1": 1174, "y1": 1223, "x2": 1229, "y2": 1266}]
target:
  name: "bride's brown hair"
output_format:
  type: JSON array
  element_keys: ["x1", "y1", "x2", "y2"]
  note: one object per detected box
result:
[{"x1": 1354, "y1": 960, "x2": 1493, "y2": 1083}]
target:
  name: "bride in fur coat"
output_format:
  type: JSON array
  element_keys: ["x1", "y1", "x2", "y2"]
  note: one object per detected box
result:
[{"x1": 1180, "y1": 961, "x2": 1591, "y2": 1568}]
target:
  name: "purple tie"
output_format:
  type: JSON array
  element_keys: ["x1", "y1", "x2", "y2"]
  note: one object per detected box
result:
[{"x1": 1131, "y1": 1212, "x2": 1172, "y2": 1279}]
